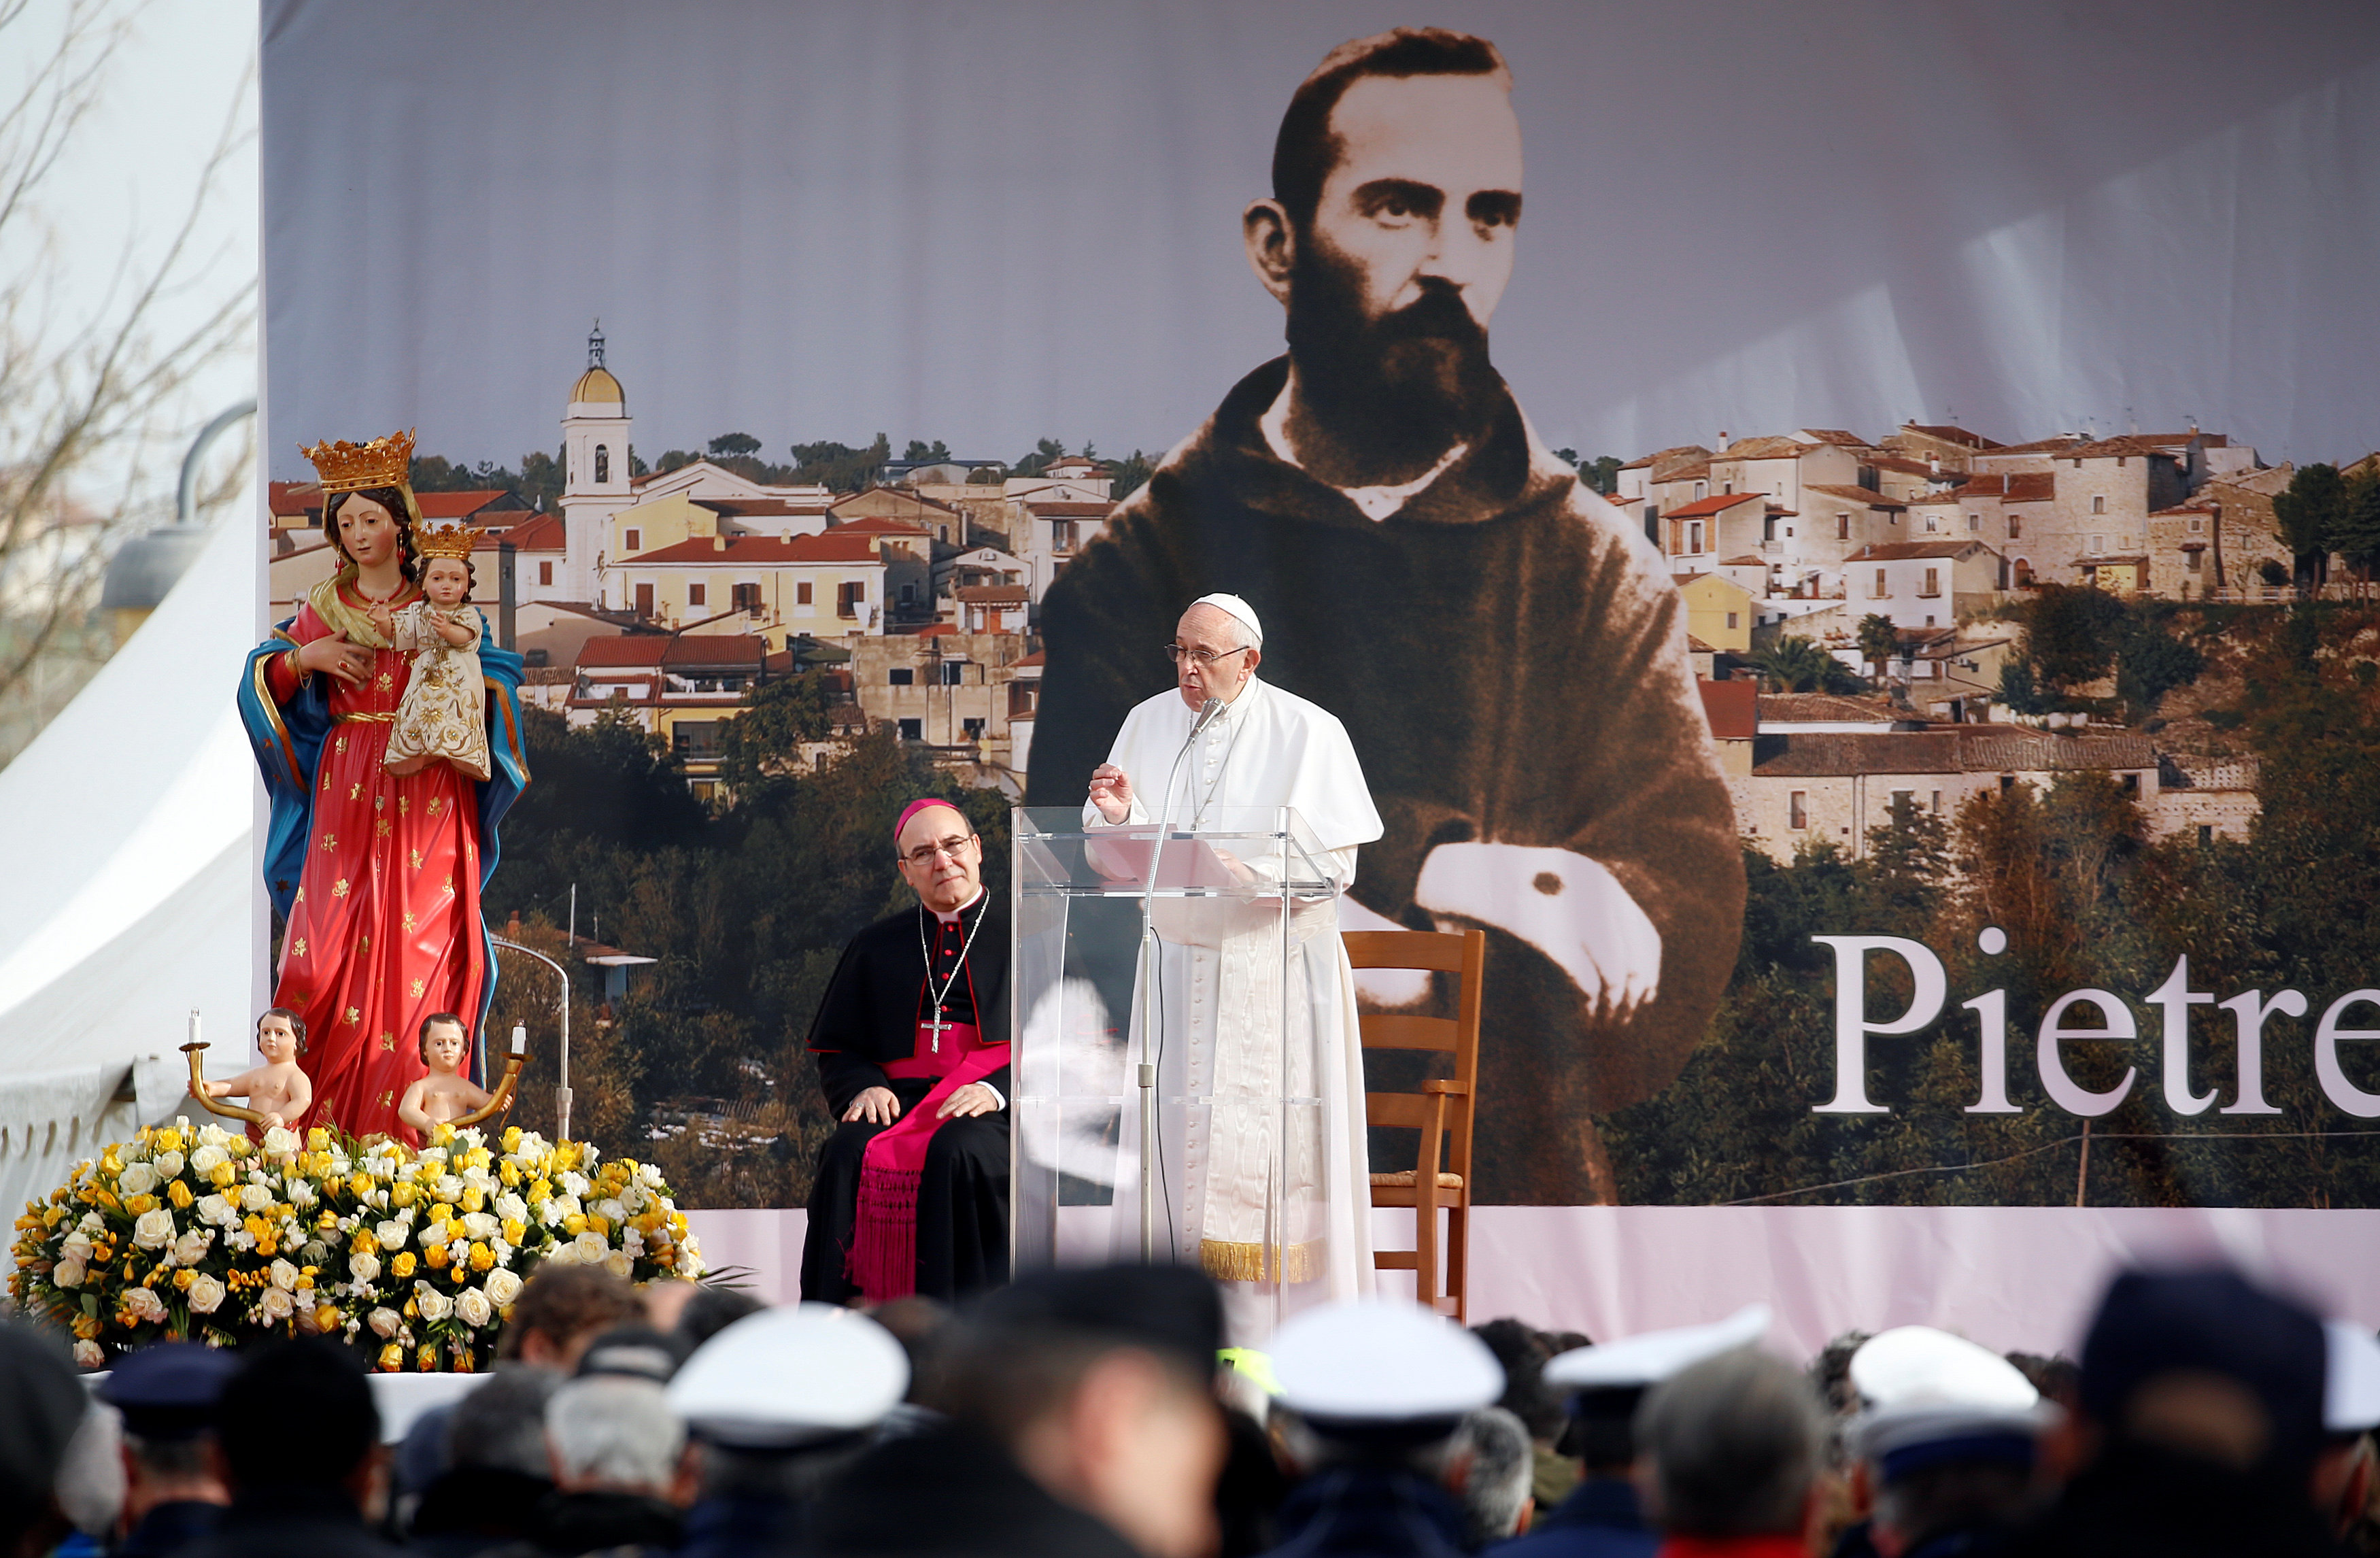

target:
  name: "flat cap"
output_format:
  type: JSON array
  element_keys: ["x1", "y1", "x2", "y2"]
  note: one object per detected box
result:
[
  {"x1": 1544, "y1": 1305, "x2": 1771, "y2": 1393},
  {"x1": 969, "y1": 1262, "x2": 1223, "y2": 1374},
  {"x1": 2325, "y1": 1321, "x2": 2380, "y2": 1436},
  {"x1": 97, "y1": 1343, "x2": 237, "y2": 1440},
  {"x1": 1848, "y1": 1327, "x2": 2050, "y2": 1478},
  {"x1": 1272, "y1": 1301, "x2": 1503, "y2": 1427},
  {"x1": 669, "y1": 1304, "x2": 910, "y2": 1449},
  {"x1": 573, "y1": 1325, "x2": 685, "y2": 1385}
]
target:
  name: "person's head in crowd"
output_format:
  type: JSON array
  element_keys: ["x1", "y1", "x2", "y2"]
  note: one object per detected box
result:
[
  {"x1": 52, "y1": 1401, "x2": 125, "y2": 1546},
  {"x1": 2315, "y1": 1320, "x2": 2380, "y2": 1538},
  {"x1": 641, "y1": 1279, "x2": 700, "y2": 1335},
  {"x1": 406, "y1": 1366, "x2": 560, "y2": 1547},
  {"x1": 2004, "y1": 1350, "x2": 2080, "y2": 1411},
  {"x1": 1848, "y1": 1327, "x2": 2057, "y2": 1557},
  {"x1": 673, "y1": 1285, "x2": 766, "y2": 1352},
  {"x1": 2075, "y1": 1266, "x2": 2327, "y2": 1488},
  {"x1": 1544, "y1": 1304, "x2": 1773, "y2": 1483},
  {"x1": 1635, "y1": 1347, "x2": 1826, "y2": 1543},
  {"x1": 867, "y1": 1294, "x2": 953, "y2": 1404},
  {"x1": 573, "y1": 1324, "x2": 689, "y2": 1385},
  {"x1": 99, "y1": 1342, "x2": 237, "y2": 1528},
  {"x1": 215, "y1": 1339, "x2": 385, "y2": 1512},
  {"x1": 1452, "y1": 1406, "x2": 1536, "y2": 1544},
  {"x1": 545, "y1": 1369, "x2": 695, "y2": 1508},
  {"x1": 1472, "y1": 1318, "x2": 1565, "y2": 1444},
  {"x1": 494, "y1": 1264, "x2": 647, "y2": 1372},
  {"x1": 669, "y1": 1304, "x2": 909, "y2": 1514},
  {"x1": 932, "y1": 1263, "x2": 1228, "y2": 1558},
  {"x1": 1809, "y1": 1329, "x2": 1876, "y2": 1419},
  {"x1": 0, "y1": 1320, "x2": 86, "y2": 1558}
]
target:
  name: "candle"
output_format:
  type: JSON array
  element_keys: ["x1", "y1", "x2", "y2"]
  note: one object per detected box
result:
[
  {"x1": 188, "y1": 1009, "x2": 200, "y2": 1047},
  {"x1": 510, "y1": 1023, "x2": 527, "y2": 1055}
]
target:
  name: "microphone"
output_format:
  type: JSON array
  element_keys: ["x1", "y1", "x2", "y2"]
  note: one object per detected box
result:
[{"x1": 1189, "y1": 696, "x2": 1224, "y2": 737}]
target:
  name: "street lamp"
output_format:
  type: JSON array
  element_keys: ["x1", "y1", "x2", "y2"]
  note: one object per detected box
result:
[{"x1": 491, "y1": 936, "x2": 573, "y2": 1140}]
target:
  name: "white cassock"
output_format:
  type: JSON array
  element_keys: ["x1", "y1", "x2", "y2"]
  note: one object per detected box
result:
[{"x1": 1085, "y1": 675, "x2": 1384, "y2": 1320}]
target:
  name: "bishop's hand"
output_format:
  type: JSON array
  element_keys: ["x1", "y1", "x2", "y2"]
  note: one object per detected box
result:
[
  {"x1": 1088, "y1": 763, "x2": 1135, "y2": 824},
  {"x1": 936, "y1": 1083, "x2": 1002, "y2": 1119},
  {"x1": 844, "y1": 1087, "x2": 902, "y2": 1125}
]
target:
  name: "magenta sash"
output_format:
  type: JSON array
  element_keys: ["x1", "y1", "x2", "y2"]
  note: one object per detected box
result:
[{"x1": 849, "y1": 1021, "x2": 1009, "y2": 1301}]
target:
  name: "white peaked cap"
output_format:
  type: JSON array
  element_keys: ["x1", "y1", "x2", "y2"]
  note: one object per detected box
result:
[
  {"x1": 667, "y1": 1302, "x2": 910, "y2": 1449},
  {"x1": 1542, "y1": 1304, "x2": 1772, "y2": 1392},
  {"x1": 2325, "y1": 1320, "x2": 2380, "y2": 1434},
  {"x1": 1271, "y1": 1300, "x2": 1504, "y2": 1421},
  {"x1": 1850, "y1": 1327, "x2": 2039, "y2": 1414},
  {"x1": 1187, "y1": 592, "x2": 1264, "y2": 647},
  {"x1": 1848, "y1": 1327, "x2": 2050, "y2": 1472}
]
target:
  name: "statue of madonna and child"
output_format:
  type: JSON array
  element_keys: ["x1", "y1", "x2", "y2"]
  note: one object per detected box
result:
[{"x1": 236, "y1": 428, "x2": 530, "y2": 1145}]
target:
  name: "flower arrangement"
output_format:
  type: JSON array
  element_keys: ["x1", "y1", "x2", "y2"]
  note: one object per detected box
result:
[{"x1": 7, "y1": 1119, "x2": 702, "y2": 1372}]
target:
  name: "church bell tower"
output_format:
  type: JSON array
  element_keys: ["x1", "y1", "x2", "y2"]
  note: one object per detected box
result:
[{"x1": 560, "y1": 321, "x2": 632, "y2": 603}]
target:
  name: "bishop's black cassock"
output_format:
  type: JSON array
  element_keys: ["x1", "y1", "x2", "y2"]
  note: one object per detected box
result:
[{"x1": 800, "y1": 892, "x2": 1010, "y2": 1304}]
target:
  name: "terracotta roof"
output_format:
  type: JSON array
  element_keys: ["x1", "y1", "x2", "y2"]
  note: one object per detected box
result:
[
  {"x1": 1867, "y1": 455, "x2": 1942, "y2": 478},
  {"x1": 2060, "y1": 435, "x2": 2180, "y2": 462},
  {"x1": 1665, "y1": 492, "x2": 1767, "y2": 518},
  {"x1": 577, "y1": 636, "x2": 672, "y2": 668},
  {"x1": 956, "y1": 586, "x2": 1031, "y2": 603},
  {"x1": 1012, "y1": 652, "x2": 1045, "y2": 668},
  {"x1": 1758, "y1": 693, "x2": 1900, "y2": 724},
  {"x1": 1619, "y1": 444, "x2": 1712, "y2": 472},
  {"x1": 1805, "y1": 484, "x2": 1905, "y2": 508},
  {"x1": 1976, "y1": 435, "x2": 2087, "y2": 456},
  {"x1": 1900, "y1": 424, "x2": 2001, "y2": 450},
  {"x1": 832, "y1": 487, "x2": 959, "y2": 514},
  {"x1": 2003, "y1": 473, "x2": 2055, "y2": 503},
  {"x1": 1752, "y1": 730, "x2": 2156, "y2": 778},
  {"x1": 828, "y1": 513, "x2": 932, "y2": 536},
  {"x1": 269, "y1": 480, "x2": 322, "y2": 515},
  {"x1": 1659, "y1": 461, "x2": 1714, "y2": 484},
  {"x1": 2149, "y1": 501, "x2": 2217, "y2": 518},
  {"x1": 630, "y1": 533, "x2": 883, "y2": 566},
  {"x1": 1800, "y1": 429, "x2": 1869, "y2": 447},
  {"x1": 1720, "y1": 435, "x2": 1816, "y2": 461},
  {"x1": 414, "y1": 490, "x2": 522, "y2": 520},
  {"x1": 2139, "y1": 431, "x2": 2227, "y2": 448},
  {"x1": 1699, "y1": 678, "x2": 1757, "y2": 740},
  {"x1": 1686, "y1": 634, "x2": 1716, "y2": 652},
  {"x1": 662, "y1": 634, "x2": 766, "y2": 668},
  {"x1": 911, "y1": 624, "x2": 959, "y2": 637},
  {"x1": 1844, "y1": 541, "x2": 1987, "y2": 562},
  {"x1": 500, "y1": 513, "x2": 566, "y2": 551},
  {"x1": 1718, "y1": 554, "x2": 1767, "y2": 567}
]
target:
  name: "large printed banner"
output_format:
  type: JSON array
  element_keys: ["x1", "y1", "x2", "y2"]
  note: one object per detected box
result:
[{"x1": 261, "y1": 0, "x2": 2380, "y2": 1292}]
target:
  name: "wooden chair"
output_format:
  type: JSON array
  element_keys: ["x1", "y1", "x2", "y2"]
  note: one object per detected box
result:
[{"x1": 1343, "y1": 928, "x2": 1485, "y2": 1322}]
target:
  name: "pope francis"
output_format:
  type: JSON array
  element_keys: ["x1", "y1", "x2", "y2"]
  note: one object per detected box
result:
[{"x1": 1083, "y1": 592, "x2": 1383, "y2": 1320}]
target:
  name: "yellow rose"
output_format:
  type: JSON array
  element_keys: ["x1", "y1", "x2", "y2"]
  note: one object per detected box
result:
[
  {"x1": 424, "y1": 1242, "x2": 449, "y2": 1270},
  {"x1": 317, "y1": 1209, "x2": 339, "y2": 1231},
  {"x1": 500, "y1": 1218, "x2": 526, "y2": 1246},
  {"x1": 377, "y1": 1342, "x2": 403, "y2": 1371},
  {"x1": 403, "y1": 1296, "x2": 418, "y2": 1318},
  {"x1": 562, "y1": 1213, "x2": 588, "y2": 1236},
  {"x1": 498, "y1": 1159, "x2": 521, "y2": 1188},
  {"x1": 207, "y1": 1162, "x2": 237, "y2": 1189},
  {"x1": 166, "y1": 1181, "x2": 194, "y2": 1210},
  {"x1": 316, "y1": 1303, "x2": 341, "y2": 1332},
  {"x1": 350, "y1": 1229, "x2": 379, "y2": 1257},
  {"x1": 530, "y1": 1179, "x2": 551, "y2": 1202},
  {"x1": 391, "y1": 1182, "x2": 418, "y2": 1208},
  {"x1": 390, "y1": 1251, "x2": 416, "y2": 1279},
  {"x1": 417, "y1": 1343, "x2": 439, "y2": 1371},
  {"x1": 585, "y1": 1215, "x2": 609, "y2": 1238},
  {"x1": 347, "y1": 1173, "x2": 371, "y2": 1200},
  {"x1": 173, "y1": 1269, "x2": 196, "y2": 1291},
  {"x1": 156, "y1": 1128, "x2": 183, "y2": 1154},
  {"x1": 465, "y1": 1147, "x2": 492, "y2": 1171},
  {"x1": 460, "y1": 1187, "x2": 486, "y2": 1214},
  {"x1": 469, "y1": 1242, "x2": 494, "y2": 1272},
  {"x1": 307, "y1": 1128, "x2": 330, "y2": 1152},
  {"x1": 100, "y1": 1153, "x2": 122, "y2": 1175},
  {"x1": 123, "y1": 1193, "x2": 157, "y2": 1216},
  {"x1": 71, "y1": 1314, "x2": 101, "y2": 1340}
]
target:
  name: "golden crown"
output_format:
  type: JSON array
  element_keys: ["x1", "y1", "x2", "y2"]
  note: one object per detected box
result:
[
  {"x1": 301, "y1": 428, "x2": 416, "y2": 495},
  {"x1": 414, "y1": 520, "x2": 478, "y2": 560}
]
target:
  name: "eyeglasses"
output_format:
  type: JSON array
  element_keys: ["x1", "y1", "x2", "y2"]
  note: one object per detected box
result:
[
  {"x1": 901, "y1": 834, "x2": 978, "y2": 866},
  {"x1": 1164, "y1": 643, "x2": 1253, "y2": 668}
]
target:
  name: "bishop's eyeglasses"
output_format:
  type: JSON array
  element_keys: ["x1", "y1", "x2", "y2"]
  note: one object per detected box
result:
[
  {"x1": 902, "y1": 832, "x2": 979, "y2": 866},
  {"x1": 1164, "y1": 643, "x2": 1252, "y2": 667}
]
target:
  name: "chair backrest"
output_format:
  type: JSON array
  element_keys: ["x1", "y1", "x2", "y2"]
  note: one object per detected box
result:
[{"x1": 1342, "y1": 928, "x2": 1485, "y2": 1183}]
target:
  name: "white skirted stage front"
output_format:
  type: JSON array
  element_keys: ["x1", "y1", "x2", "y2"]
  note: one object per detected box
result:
[{"x1": 683, "y1": 1203, "x2": 2380, "y2": 1360}]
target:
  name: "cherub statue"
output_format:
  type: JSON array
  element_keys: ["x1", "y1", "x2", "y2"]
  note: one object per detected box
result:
[
  {"x1": 396, "y1": 1013, "x2": 494, "y2": 1134},
  {"x1": 205, "y1": 1008, "x2": 314, "y2": 1130},
  {"x1": 370, "y1": 543, "x2": 492, "y2": 781}
]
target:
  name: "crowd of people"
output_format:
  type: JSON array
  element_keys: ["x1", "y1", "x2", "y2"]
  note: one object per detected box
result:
[{"x1": 6, "y1": 1259, "x2": 2379, "y2": 1558}]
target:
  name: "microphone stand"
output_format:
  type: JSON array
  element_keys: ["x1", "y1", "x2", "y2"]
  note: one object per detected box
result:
[{"x1": 1136, "y1": 694, "x2": 1221, "y2": 1261}]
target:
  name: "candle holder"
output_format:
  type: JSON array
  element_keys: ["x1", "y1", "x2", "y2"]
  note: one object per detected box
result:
[
  {"x1": 450, "y1": 1051, "x2": 527, "y2": 1130},
  {"x1": 180, "y1": 1042, "x2": 267, "y2": 1125}
]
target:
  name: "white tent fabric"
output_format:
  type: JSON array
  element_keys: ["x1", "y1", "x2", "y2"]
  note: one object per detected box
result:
[{"x1": 0, "y1": 505, "x2": 260, "y2": 1231}]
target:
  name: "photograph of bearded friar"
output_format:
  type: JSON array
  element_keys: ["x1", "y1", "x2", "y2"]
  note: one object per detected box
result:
[{"x1": 1027, "y1": 29, "x2": 1741, "y2": 1205}]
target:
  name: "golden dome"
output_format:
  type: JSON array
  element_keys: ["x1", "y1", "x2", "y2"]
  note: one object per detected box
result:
[{"x1": 571, "y1": 365, "x2": 625, "y2": 407}]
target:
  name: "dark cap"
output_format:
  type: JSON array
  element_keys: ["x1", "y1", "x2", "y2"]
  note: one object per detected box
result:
[
  {"x1": 968, "y1": 1263, "x2": 1223, "y2": 1373},
  {"x1": 98, "y1": 1342, "x2": 237, "y2": 1440},
  {"x1": 0, "y1": 1321, "x2": 86, "y2": 1534},
  {"x1": 573, "y1": 1324, "x2": 686, "y2": 1385},
  {"x1": 2079, "y1": 1266, "x2": 2326, "y2": 1476}
]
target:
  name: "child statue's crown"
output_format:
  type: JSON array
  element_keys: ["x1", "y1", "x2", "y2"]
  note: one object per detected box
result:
[
  {"x1": 414, "y1": 520, "x2": 478, "y2": 561},
  {"x1": 301, "y1": 428, "x2": 416, "y2": 495}
]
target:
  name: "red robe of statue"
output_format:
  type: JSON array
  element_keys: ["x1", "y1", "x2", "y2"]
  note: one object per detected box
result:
[{"x1": 260, "y1": 577, "x2": 489, "y2": 1143}]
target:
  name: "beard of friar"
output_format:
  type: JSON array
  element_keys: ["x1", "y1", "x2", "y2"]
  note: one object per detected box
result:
[{"x1": 1282, "y1": 233, "x2": 1504, "y2": 473}]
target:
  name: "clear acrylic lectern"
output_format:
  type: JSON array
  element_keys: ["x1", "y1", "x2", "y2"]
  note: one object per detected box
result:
[{"x1": 1010, "y1": 805, "x2": 1348, "y2": 1337}]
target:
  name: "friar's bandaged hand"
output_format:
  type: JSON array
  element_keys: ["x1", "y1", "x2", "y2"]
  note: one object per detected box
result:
[{"x1": 1413, "y1": 841, "x2": 1662, "y2": 1018}]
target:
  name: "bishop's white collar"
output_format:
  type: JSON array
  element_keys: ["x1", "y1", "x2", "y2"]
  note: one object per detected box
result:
[{"x1": 928, "y1": 884, "x2": 987, "y2": 926}]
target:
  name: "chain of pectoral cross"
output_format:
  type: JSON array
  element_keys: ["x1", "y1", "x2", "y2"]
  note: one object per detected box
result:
[{"x1": 917, "y1": 893, "x2": 989, "y2": 1053}]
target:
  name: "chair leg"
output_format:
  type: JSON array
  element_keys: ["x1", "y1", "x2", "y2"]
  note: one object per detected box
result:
[
  {"x1": 1444, "y1": 1201, "x2": 1468, "y2": 1325},
  {"x1": 1413, "y1": 1185, "x2": 1440, "y2": 1313}
]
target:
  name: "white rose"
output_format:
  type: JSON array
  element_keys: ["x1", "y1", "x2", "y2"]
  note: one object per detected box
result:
[
  {"x1": 375, "y1": 1221, "x2": 409, "y2": 1250},
  {"x1": 557, "y1": 1195, "x2": 584, "y2": 1219},
  {"x1": 417, "y1": 1221, "x2": 448, "y2": 1249},
  {"x1": 171, "y1": 1230, "x2": 209, "y2": 1267},
  {"x1": 116, "y1": 1162, "x2": 158, "y2": 1198},
  {"x1": 132, "y1": 1208, "x2": 177, "y2": 1249},
  {"x1": 61, "y1": 1230, "x2": 94, "y2": 1257},
  {"x1": 594, "y1": 1198, "x2": 626, "y2": 1225},
  {"x1": 240, "y1": 1183, "x2": 274, "y2": 1213},
  {"x1": 270, "y1": 1258, "x2": 301, "y2": 1292},
  {"x1": 124, "y1": 1287, "x2": 167, "y2": 1323},
  {"x1": 494, "y1": 1193, "x2": 528, "y2": 1224},
  {"x1": 418, "y1": 1146, "x2": 449, "y2": 1166},
  {"x1": 73, "y1": 1339, "x2": 103, "y2": 1369},
  {"x1": 541, "y1": 1241, "x2": 577, "y2": 1268},
  {"x1": 413, "y1": 1281, "x2": 452, "y2": 1323},
  {"x1": 483, "y1": 1269, "x2": 524, "y2": 1309},
  {"x1": 348, "y1": 1251, "x2": 381, "y2": 1284},
  {"x1": 258, "y1": 1285, "x2": 295, "y2": 1322},
  {"x1": 286, "y1": 1179, "x2": 317, "y2": 1210},
  {"x1": 460, "y1": 1212, "x2": 498, "y2": 1241},
  {"x1": 369, "y1": 1306, "x2": 403, "y2": 1338},
  {"x1": 534, "y1": 1200, "x2": 561, "y2": 1225},
  {"x1": 186, "y1": 1273, "x2": 226, "y2": 1314},
  {"x1": 602, "y1": 1249, "x2": 634, "y2": 1279},
  {"x1": 152, "y1": 1150, "x2": 186, "y2": 1181},
  {"x1": 195, "y1": 1193, "x2": 235, "y2": 1228},
  {"x1": 461, "y1": 1164, "x2": 494, "y2": 1189},
  {"x1": 188, "y1": 1144, "x2": 228, "y2": 1176},
  {"x1": 559, "y1": 1171, "x2": 589, "y2": 1199},
  {"x1": 454, "y1": 1287, "x2": 493, "y2": 1328},
  {"x1": 573, "y1": 1231, "x2": 609, "y2": 1266},
  {"x1": 53, "y1": 1257, "x2": 86, "y2": 1289},
  {"x1": 197, "y1": 1123, "x2": 231, "y2": 1149},
  {"x1": 435, "y1": 1174, "x2": 464, "y2": 1203},
  {"x1": 77, "y1": 1211, "x2": 104, "y2": 1234},
  {"x1": 261, "y1": 1126, "x2": 301, "y2": 1158}
]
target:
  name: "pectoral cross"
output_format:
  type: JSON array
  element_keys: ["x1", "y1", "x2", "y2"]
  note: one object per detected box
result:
[{"x1": 923, "y1": 1007, "x2": 951, "y2": 1054}]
